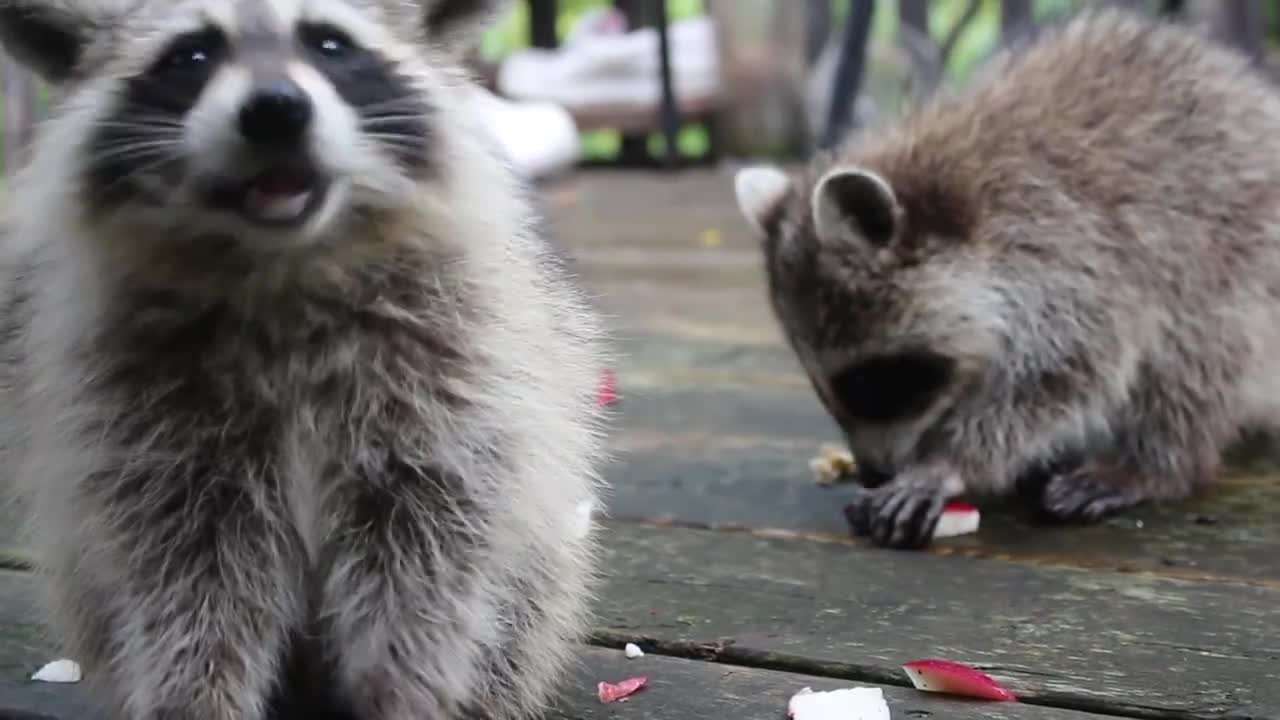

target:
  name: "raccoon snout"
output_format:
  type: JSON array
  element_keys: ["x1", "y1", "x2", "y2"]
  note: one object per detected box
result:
[
  {"x1": 829, "y1": 349, "x2": 956, "y2": 424},
  {"x1": 239, "y1": 79, "x2": 314, "y2": 146}
]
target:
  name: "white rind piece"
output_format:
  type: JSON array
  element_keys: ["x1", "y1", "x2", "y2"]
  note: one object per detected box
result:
[
  {"x1": 624, "y1": 643, "x2": 644, "y2": 659},
  {"x1": 31, "y1": 659, "x2": 82, "y2": 683},
  {"x1": 788, "y1": 687, "x2": 891, "y2": 720},
  {"x1": 933, "y1": 507, "x2": 981, "y2": 539}
]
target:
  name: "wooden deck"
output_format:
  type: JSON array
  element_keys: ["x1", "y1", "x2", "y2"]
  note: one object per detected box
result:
[{"x1": 2, "y1": 170, "x2": 1279, "y2": 719}]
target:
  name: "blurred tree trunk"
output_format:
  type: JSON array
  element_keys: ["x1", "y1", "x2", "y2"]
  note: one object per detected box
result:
[
  {"x1": 1000, "y1": 0, "x2": 1034, "y2": 47},
  {"x1": 821, "y1": 0, "x2": 875, "y2": 149},
  {"x1": 529, "y1": 0, "x2": 558, "y2": 49},
  {"x1": 1218, "y1": 0, "x2": 1266, "y2": 67},
  {"x1": 899, "y1": 0, "x2": 929, "y2": 38},
  {"x1": 897, "y1": 0, "x2": 980, "y2": 102}
]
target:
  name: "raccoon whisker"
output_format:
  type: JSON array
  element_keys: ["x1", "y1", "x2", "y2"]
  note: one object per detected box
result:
[
  {"x1": 97, "y1": 154, "x2": 182, "y2": 196},
  {"x1": 362, "y1": 135, "x2": 429, "y2": 155},
  {"x1": 361, "y1": 116, "x2": 430, "y2": 128},
  {"x1": 93, "y1": 117, "x2": 187, "y2": 131},
  {"x1": 356, "y1": 96, "x2": 430, "y2": 113},
  {"x1": 86, "y1": 141, "x2": 181, "y2": 165},
  {"x1": 362, "y1": 131, "x2": 426, "y2": 143}
]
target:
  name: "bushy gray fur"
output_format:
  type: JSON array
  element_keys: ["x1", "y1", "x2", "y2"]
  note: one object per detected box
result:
[
  {"x1": 735, "y1": 9, "x2": 1280, "y2": 549},
  {"x1": 0, "y1": 0, "x2": 610, "y2": 717}
]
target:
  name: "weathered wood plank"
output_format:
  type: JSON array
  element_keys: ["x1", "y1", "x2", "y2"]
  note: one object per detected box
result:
[
  {"x1": 591, "y1": 523, "x2": 1280, "y2": 719},
  {"x1": 551, "y1": 647, "x2": 1103, "y2": 720},
  {"x1": 606, "y1": 355, "x2": 1280, "y2": 584},
  {"x1": 2, "y1": 526, "x2": 1277, "y2": 718},
  {"x1": 0, "y1": 572, "x2": 1096, "y2": 720}
]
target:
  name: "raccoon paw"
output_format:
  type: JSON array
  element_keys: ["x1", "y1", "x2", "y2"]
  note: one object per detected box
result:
[
  {"x1": 1038, "y1": 465, "x2": 1142, "y2": 524},
  {"x1": 843, "y1": 481, "x2": 949, "y2": 550}
]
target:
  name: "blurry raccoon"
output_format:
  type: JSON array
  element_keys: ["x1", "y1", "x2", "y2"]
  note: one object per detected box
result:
[
  {"x1": 733, "y1": 8, "x2": 1280, "y2": 550},
  {"x1": 0, "y1": 1, "x2": 609, "y2": 718}
]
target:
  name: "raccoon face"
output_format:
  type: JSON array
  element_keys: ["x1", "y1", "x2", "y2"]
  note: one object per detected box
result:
[
  {"x1": 0, "y1": 0, "x2": 509, "y2": 245},
  {"x1": 734, "y1": 163, "x2": 993, "y2": 474}
]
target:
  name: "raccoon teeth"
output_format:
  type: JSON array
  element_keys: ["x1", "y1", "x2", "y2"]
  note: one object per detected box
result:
[{"x1": 245, "y1": 188, "x2": 312, "y2": 222}]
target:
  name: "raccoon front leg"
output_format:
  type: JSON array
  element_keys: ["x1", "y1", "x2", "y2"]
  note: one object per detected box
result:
[
  {"x1": 844, "y1": 459, "x2": 964, "y2": 549},
  {"x1": 1037, "y1": 374, "x2": 1222, "y2": 523},
  {"x1": 319, "y1": 456, "x2": 503, "y2": 719},
  {"x1": 52, "y1": 443, "x2": 304, "y2": 720},
  {"x1": 459, "y1": 549, "x2": 595, "y2": 720}
]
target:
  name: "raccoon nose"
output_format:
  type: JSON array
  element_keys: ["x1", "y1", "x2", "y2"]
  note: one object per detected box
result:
[{"x1": 238, "y1": 80, "x2": 313, "y2": 145}]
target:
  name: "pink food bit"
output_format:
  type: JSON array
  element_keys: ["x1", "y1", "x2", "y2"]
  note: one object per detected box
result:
[
  {"x1": 934, "y1": 501, "x2": 981, "y2": 539},
  {"x1": 902, "y1": 659, "x2": 1017, "y2": 702},
  {"x1": 596, "y1": 369, "x2": 618, "y2": 407},
  {"x1": 597, "y1": 676, "x2": 648, "y2": 704}
]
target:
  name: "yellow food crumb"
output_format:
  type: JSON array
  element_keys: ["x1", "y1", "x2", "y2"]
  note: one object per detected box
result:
[{"x1": 808, "y1": 444, "x2": 857, "y2": 485}]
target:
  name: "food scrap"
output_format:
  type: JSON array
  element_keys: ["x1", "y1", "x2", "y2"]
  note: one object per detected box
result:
[
  {"x1": 596, "y1": 368, "x2": 618, "y2": 407},
  {"x1": 808, "y1": 444, "x2": 857, "y2": 485},
  {"x1": 787, "y1": 686, "x2": 890, "y2": 720},
  {"x1": 933, "y1": 501, "x2": 981, "y2": 539},
  {"x1": 901, "y1": 659, "x2": 1017, "y2": 701},
  {"x1": 624, "y1": 642, "x2": 645, "y2": 659},
  {"x1": 31, "y1": 658, "x2": 82, "y2": 683},
  {"x1": 597, "y1": 676, "x2": 648, "y2": 703}
]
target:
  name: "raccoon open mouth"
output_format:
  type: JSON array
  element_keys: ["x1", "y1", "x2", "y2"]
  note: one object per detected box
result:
[{"x1": 208, "y1": 164, "x2": 328, "y2": 227}]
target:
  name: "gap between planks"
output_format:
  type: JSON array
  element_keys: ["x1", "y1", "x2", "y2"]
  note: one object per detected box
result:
[
  {"x1": 605, "y1": 514, "x2": 1280, "y2": 591},
  {"x1": 582, "y1": 631, "x2": 1259, "y2": 720}
]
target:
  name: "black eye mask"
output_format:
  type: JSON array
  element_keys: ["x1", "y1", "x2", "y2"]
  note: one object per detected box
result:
[{"x1": 829, "y1": 349, "x2": 956, "y2": 424}]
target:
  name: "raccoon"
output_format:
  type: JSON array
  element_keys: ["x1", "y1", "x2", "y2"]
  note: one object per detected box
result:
[
  {"x1": 734, "y1": 9, "x2": 1280, "y2": 550},
  {"x1": 0, "y1": 1, "x2": 609, "y2": 718}
]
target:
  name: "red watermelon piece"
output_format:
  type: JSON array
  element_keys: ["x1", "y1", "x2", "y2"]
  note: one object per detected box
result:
[
  {"x1": 597, "y1": 676, "x2": 648, "y2": 703},
  {"x1": 902, "y1": 659, "x2": 1017, "y2": 701}
]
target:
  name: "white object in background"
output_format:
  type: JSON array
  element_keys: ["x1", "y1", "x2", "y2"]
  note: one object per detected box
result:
[
  {"x1": 31, "y1": 659, "x2": 82, "y2": 683},
  {"x1": 497, "y1": 14, "x2": 721, "y2": 124},
  {"x1": 624, "y1": 643, "x2": 645, "y2": 659},
  {"x1": 464, "y1": 85, "x2": 581, "y2": 181},
  {"x1": 787, "y1": 687, "x2": 891, "y2": 720}
]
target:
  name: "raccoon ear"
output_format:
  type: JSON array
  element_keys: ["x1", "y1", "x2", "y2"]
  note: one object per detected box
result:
[
  {"x1": 734, "y1": 165, "x2": 793, "y2": 237},
  {"x1": 812, "y1": 166, "x2": 899, "y2": 247},
  {"x1": 421, "y1": 0, "x2": 513, "y2": 54},
  {"x1": 0, "y1": 2, "x2": 87, "y2": 83}
]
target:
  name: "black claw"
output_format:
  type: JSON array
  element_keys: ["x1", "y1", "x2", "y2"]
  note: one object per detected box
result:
[
  {"x1": 843, "y1": 502, "x2": 872, "y2": 537},
  {"x1": 844, "y1": 479, "x2": 951, "y2": 550},
  {"x1": 904, "y1": 496, "x2": 937, "y2": 548},
  {"x1": 1039, "y1": 470, "x2": 1137, "y2": 525},
  {"x1": 843, "y1": 488, "x2": 877, "y2": 537},
  {"x1": 872, "y1": 489, "x2": 906, "y2": 543}
]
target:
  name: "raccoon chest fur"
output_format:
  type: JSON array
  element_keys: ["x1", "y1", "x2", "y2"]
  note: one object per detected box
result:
[{"x1": 78, "y1": 280, "x2": 493, "y2": 567}]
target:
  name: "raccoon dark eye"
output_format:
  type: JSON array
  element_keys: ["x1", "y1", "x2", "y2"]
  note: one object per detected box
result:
[
  {"x1": 829, "y1": 349, "x2": 956, "y2": 424},
  {"x1": 300, "y1": 23, "x2": 356, "y2": 59},
  {"x1": 157, "y1": 29, "x2": 226, "y2": 72}
]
